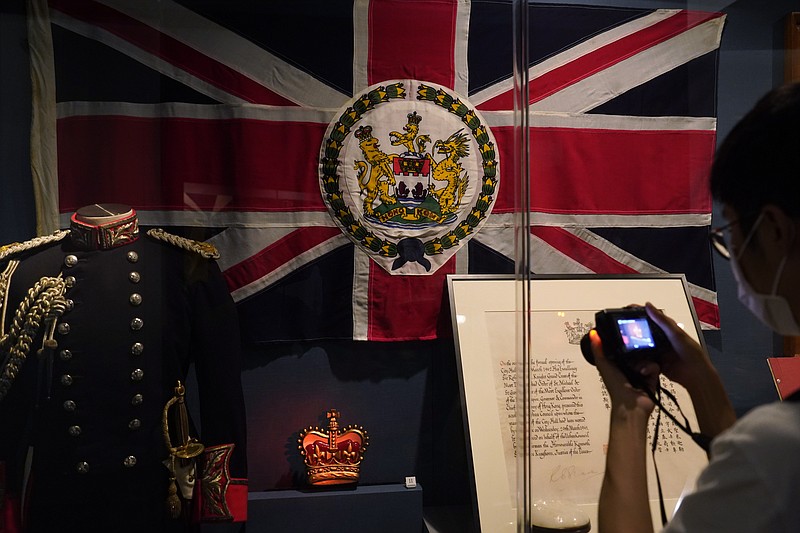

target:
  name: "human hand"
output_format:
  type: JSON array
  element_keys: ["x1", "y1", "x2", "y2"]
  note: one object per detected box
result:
[
  {"x1": 642, "y1": 302, "x2": 736, "y2": 439},
  {"x1": 641, "y1": 302, "x2": 714, "y2": 391},
  {"x1": 589, "y1": 329, "x2": 656, "y2": 417}
]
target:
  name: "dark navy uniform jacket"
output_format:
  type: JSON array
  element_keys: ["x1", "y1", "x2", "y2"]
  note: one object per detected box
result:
[{"x1": 0, "y1": 230, "x2": 247, "y2": 532}]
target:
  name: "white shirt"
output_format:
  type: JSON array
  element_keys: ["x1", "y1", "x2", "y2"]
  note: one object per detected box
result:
[{"x1": 663, "y1": 399, "x2": 800, "y2": 532}]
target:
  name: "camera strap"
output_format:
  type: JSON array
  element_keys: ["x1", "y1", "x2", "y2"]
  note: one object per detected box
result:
[
  {"x1": 622, "y1": 367, "x2": 711, "y2": 452},
  {"x1": 647, "y1": 384, "x2": 711, "y2": 452},
  {"x1": 642, "y1": 382, "x2": 711, "y2": 527}
]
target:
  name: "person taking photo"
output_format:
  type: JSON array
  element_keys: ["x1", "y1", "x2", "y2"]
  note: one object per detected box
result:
[{"x1": 591, "y1": 82, "x2": 800, "y2": 533}]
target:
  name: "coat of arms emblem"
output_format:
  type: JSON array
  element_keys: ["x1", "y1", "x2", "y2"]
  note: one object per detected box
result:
[{"x1": 319, "y1": 79, "x2": 500, "y2": 275}]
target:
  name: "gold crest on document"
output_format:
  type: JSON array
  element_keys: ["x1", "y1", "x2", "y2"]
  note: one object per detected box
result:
[{"x1": 298, "y1": 409, "x2": 368, "y2": 486}]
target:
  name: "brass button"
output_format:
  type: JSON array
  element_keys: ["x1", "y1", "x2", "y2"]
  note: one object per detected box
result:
[
  {"x1": 64, "y1": 276, "x2": 76, "y2": 288},
  {"x1": 64, "y1": 255, "x2": 78, "y2": 267},
  {"x1": 129, "y1": 293, "x2": 142, "y2": 306},
  {"x1": 68, "y1": 425, "x2": 82, "y2": 437},
  {"x1": 59, "y1": 349, "x2": 73, "y2": 361},
  {"x1": 131, "y1": 342, "x2": 144, "y2": 356},
  {"x1": 126, "y1": 251, "x2": 139, "y2": 263},
  {"x1": 76, "y1": 461, "x2": 89, "y2": 474},
  {"x1": 128, "y1": 418, "x2": 141, "y2": 430},
  {"x1": 130, "y1": 369, "x2": 144, "y2": 381},
  {"x1": 123, "y1": 456, "x2": 137, "y2": 468},
  {"x1": 131, "y1": 393, "x2": 143, "y2": 406},
  {"x1": 57, "y1": 323, "x2": 71, "y2": 335},
  {"x1": 130, "y1": 318, "x2": 143, "y2": 331},
  {"x1": 129, "y1": 271, "x2": 141, "y2": 284},
  {"x1": 64, "y1": 299, "x2": 74, "y2": 311},
  {"x1": 61, "y1": 374, "x2": 73, "y2": 386},
  {"x1": 63, "y1": 400, "x2": 76, "y2": 412}
]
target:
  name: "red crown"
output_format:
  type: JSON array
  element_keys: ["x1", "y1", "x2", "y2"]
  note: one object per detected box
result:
[{"x1": 298, "y1": 409, "x2": 368, "y2": 486}]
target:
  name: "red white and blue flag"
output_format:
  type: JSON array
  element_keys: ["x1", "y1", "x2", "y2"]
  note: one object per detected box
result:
[{"x1": 29, "y1": 0, "x2": 724, "y2": 341}]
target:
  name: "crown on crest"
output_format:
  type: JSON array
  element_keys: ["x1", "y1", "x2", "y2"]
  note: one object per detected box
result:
[
  {"x1": 397, "y1": 157, "x2": 428, "y2": 175},
  {"x1": 406, "y1": 111, "x2": 422, "y2": 126},
  {"x1": 564, "y1": 318, "x2": 593, "y2": 345},
  {"x1": 298, "y1": 409, "x2": 368, "y2": 486},
  {"x1": 354, "y1": 125, "x2": 374, "y2": 141}
]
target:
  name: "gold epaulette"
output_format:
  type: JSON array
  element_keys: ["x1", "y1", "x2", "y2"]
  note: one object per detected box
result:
[
  {"x1": 146, "y1": 228, "x2": 220, "y2": 260},
  {"x1": 0, "y1": 230, "x2": 70, "y2": 263}
]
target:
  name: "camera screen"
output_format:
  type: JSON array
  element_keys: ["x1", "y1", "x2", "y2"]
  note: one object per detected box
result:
[{"x1": 616, "y1": 317, "x2": 656, "y2": 352}]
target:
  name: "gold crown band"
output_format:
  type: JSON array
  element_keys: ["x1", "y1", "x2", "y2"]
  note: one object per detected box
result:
[{"x1": 70, "y1": 211, "x2": 139, "y2": 250}]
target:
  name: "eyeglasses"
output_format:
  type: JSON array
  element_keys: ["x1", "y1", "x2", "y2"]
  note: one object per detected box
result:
[
  {"x1": 709, "y1": 219, "x2": 740, "y2": 260},
  {"x1": 710, "y1": 213, "x2": 761, "y2": 261}
]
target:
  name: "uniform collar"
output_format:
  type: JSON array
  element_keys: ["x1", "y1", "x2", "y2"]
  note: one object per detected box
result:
[{"x1": 69, "y1": 210, "x2": 140, "y2": 250}]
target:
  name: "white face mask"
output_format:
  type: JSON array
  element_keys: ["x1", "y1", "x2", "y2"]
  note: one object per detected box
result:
[{"x1": 729, "y1": 214, "x2": 800, "y2": 336}]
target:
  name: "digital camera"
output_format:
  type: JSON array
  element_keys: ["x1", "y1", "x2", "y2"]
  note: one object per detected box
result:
[{"x1": 580, "y1": 307, "x2": 670, "y2": 367}]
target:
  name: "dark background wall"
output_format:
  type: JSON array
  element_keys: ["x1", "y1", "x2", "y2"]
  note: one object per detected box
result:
[
  {"x1": 2, "y1": 0, "x2": 799, "y2": 517},
  {"x1": 0, "y1": 0, "x2": 36, "y2": 242}
]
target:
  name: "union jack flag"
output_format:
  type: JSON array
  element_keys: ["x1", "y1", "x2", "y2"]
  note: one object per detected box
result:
[{"x1": 30, "y1": 0, "x2": 724, "y2": 341}]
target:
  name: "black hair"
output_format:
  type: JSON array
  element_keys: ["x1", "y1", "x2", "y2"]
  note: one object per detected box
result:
[{"x1": 710, "y1": 82, "x2": 800, "y2": 232}]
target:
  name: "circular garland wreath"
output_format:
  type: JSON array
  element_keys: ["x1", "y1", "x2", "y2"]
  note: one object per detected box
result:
[{"x1": 320, "y1": 82, "x2": 499, "y2": 266}]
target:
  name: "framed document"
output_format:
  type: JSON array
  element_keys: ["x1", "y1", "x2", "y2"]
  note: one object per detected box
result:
[{"x1": 447, "y1": 274, "x2": 709, "y2": 532}]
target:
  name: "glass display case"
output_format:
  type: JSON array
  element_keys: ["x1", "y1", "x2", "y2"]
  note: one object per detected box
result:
[{"x1": 513, "y1": 1, "x2": 800, "y2": 532}]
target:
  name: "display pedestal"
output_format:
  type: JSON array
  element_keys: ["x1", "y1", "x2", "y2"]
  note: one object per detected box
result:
[{"x1": 245, "y1": 484, "x2": 423, "y2": 532}]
